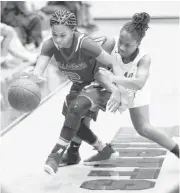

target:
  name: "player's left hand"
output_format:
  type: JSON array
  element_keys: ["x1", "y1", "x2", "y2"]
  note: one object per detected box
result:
[
  {"x1": 118, "y1": 94, "x2": 129, "y2": 114},
  {"x1": 107, "y1": 89, "x2": 121, "y2": 113},
  {"x1": 13, "y1": 68, "x2": 47, "y2": 83}
]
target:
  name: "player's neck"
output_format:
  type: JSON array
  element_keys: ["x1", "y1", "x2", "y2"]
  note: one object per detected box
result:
[{"x1": 122, "y1": 48, "x2": 139, "y2": 64}]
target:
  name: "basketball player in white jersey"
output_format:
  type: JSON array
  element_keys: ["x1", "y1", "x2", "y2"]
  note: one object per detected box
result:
[{"x1": 83, "y1": 12, "x2": 179, "y2": 164}]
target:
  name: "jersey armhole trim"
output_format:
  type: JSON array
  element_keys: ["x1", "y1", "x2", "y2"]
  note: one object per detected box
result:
[{"x1": 75, "y1": 34, "x2": 85, "y2": 52}]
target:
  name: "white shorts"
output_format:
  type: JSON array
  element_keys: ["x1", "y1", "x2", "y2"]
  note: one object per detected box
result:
[{"x1": 129, "y1": 90, "x2": 150, "y2": 108}]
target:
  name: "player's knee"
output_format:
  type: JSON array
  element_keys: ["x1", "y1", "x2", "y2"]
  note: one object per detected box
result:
[
  {"x1": 68, "y1": 96, "x2": 91, "y2": 117},
  {"x1": 68, "y1": 101, "x2": 84, "y2": 117},
  {"x1": 134, "y1": 123, "x2": 151, "y2": 137}
]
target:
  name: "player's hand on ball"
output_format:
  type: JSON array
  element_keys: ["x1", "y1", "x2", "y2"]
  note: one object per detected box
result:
[
  {"x1": 29, "y1": 70, "x2": 47, "y2": 83},
  {"x1": 13, "y1": 68, "x2": 47, "y2": 83},
  {"x1": 107, "y1": 89, "x2": 121, "y2": 113}
]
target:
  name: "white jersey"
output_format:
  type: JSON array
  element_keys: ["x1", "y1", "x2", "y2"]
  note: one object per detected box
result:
[{"x1": 111, "y1": 36, "x2": 150, "y2": 109}]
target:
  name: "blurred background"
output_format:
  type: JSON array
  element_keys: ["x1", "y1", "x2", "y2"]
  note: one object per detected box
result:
[{"x1": 1, "y1": 1, "x2": 179, "y2": 131}]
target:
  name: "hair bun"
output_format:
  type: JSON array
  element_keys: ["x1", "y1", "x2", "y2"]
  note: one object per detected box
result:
[{"x1": 132, "y1": 12, "x2": 150, "y2": 25}]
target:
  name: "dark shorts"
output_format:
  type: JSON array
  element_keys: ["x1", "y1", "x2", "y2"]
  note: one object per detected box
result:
[{"x1": 62, "y1": 83, "x2": 110, "y2": 121}]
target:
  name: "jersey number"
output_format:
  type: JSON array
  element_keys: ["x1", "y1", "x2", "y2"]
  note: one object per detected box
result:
[
  {"x1": 124, "y1": 72, "x2": 133, "y2": 78},
  {"x1": 62, "y1": 71, "x2": 81, "y2": 82}
]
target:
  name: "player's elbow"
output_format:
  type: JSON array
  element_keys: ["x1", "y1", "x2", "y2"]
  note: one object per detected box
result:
[
  {"x1": 136, "y1": 84, "x2": 143, "y2": 90},
  {"x1": 136, "y1": 79, "x2": 147, "y2": 90}
]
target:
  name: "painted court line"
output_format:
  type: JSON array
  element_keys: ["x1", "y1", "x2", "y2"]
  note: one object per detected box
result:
[{"x1": 80, "y1": 126, "x2": 179, "y2": 191}]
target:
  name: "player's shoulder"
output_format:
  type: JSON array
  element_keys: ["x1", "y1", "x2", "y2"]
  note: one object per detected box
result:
[
  {"x1": 138, "y1": 53, "x2": 151, "y2": 68},
  {"x1": 139, "y1": 48, "x2": 151, "y2": 63},
  {"x1": 80, "y1": 35, "x2": 101, "y2": 52},
  {"x1": 42, "y1": 38, "x2": 54, "y2": 48},
  {"x1": 101, "y1": 36, "x2": 116, "y2": 53},
  {"x1": 139, "y1": 54, "x2": 151, "y2": 64},
  {"x1": 41, "y1": 38, "x2": 55, "y2": 56}
]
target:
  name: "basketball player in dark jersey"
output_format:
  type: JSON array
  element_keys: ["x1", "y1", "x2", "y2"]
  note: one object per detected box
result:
[{"x1": 31, "y1": 9, "x2": 125, "y2": 175}]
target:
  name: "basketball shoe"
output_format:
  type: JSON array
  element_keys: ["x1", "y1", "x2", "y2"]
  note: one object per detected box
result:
[
  {"x1": 83, "y1": 144, "x2": 119, "y2": 165},
  {"x1": 44, "y1": 145, "x2": 67, "y2": 175},
  {"x1": 62, "y1": 147, "x2": 81, "y2": 165}
]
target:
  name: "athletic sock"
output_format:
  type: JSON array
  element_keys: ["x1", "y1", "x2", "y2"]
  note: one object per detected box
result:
[
  {"x1": 92, "y1": 139, "x2": 106, "y2": 152},
  {"x1": 69, "y1": 141, "x2": 81, "y2": 153},
  {"x1": 51, "y1": 138, "x2": 69, "y2": 154},
  {"x1": 171, "y1": 144, "x2": 179, "y2": 158}
]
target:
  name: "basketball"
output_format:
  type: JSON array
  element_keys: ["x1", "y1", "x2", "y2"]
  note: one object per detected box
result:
[{"x1": 8, "y1": 78, "x2": 41, "y2": 112}]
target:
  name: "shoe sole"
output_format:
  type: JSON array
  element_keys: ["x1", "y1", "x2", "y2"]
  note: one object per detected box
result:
[
  {"x1": 44, "y1": 164, "x2": 56, "y2": 176},
  {"x1": 83, "y1": 151, "x2": 119, "y2": 166},
  {"x1": 59, "y1": 162, "x2": 68, "y2": 167},
  {"x1": 59, "y1": 158, "x2": 81, "y2": 166},
  {"x1": 62, "y1": 152, "x2": 81, "y2": 166},
  {"x1": 67, "y1": 158, "x2": 81, "y2": 165}
]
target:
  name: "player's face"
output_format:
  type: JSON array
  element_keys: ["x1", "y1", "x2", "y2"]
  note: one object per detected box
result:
[
  {"x1": 51, "y1": 24, "x2": 74, "y2": 49},
  {"x1": 118, "y1": 29, "x2": 139, "y2": 57}
]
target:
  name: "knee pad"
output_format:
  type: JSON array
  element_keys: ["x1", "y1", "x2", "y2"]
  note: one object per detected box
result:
[{"x1": 64, "y1": 96, "x2": 91, "y2": 130}]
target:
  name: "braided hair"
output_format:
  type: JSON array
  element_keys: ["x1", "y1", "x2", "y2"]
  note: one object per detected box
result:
[
  {"x1": 50, "y1": 9, "x2": 77, "y2": 30},
  {"x1": 122, "y1": 12, "x2": 150, "y2": 42}
]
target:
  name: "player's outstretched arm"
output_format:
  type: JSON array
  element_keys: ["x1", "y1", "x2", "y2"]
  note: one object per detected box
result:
[
  {"x1": 33, "y1": 55, "x2": 51, "y2": 77},
  {"x1": 95, "y1": 49, "x2": 117, "y2": 68},
  {"x1": 99, "y1": 55, "x2": 151, "y2": 90},
  {"x1": 30, "y1": 39, "x2": 54, "y2": 82},
  {"x1": 33, "y1": 40, "x2": 53, "y2": 77},
  {"x1": 81, "y1": 36, "x2": 121, "y2": 69}
]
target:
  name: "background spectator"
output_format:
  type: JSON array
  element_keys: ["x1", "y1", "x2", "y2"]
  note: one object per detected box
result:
[
  {"x1": 0, "y1": 22, "x2": 38, "y2": 66},
  {"x1": 1, "y1": 1, "x2": 43, "y2": 48}
]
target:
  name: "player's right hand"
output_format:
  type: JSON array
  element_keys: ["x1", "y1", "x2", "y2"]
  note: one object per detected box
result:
[
  {"x1": 29, "y1": 70, "x2": 47, "y2": 83},
  {"x1": 13, "y1": 68, "x2": 47, "y2": 83}
]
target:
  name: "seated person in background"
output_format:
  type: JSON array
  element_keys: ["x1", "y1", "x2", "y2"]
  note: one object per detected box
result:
[
  {"x1": 41, "y1": 1, "x2": 90, "y2": 30},
  {"x1": 1, "y1": 1, "x2": 43, "y2": 48},
  {"x1": 41, "y1": 1, "x2": 70, "y2": 15},
  {"x1": 78, "y1": 2, "x2": 98, "y2": 30},
  {"x1": 0, "y1": 23, "x2": 13, "y2": 66},
  {"x1": 0, "y1": 22, "x2": 38, "y2": 67}
]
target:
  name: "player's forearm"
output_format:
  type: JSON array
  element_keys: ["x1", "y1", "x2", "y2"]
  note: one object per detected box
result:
[
  {"x1": 34, "y1": 55, "x2": 50, "y2": 76},
  {"x1": 34, "y1": 65, "x2": 46, "y2": 76},
  {"x1": 95, "y1": 73, "x2": 125, "y2": 94},
  {"x1": 95, "y1": 50, "x2": 118, "y2": 68},
  {"x1": 113, "y1": 75, "x2": 145, "y2": 90},
  {"x1": 98, "y1": 78, "x2": 118, "y2": 93}
]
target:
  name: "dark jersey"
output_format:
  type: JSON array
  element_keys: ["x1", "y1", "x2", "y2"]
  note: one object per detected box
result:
[{"x1": 41, "y1": 32, "x2": 106, "y2": 84}]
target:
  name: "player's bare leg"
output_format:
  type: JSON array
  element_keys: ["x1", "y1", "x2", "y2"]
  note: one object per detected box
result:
[{"x1": 129, "y1": 105, "x2": 179, "y2": 158}]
